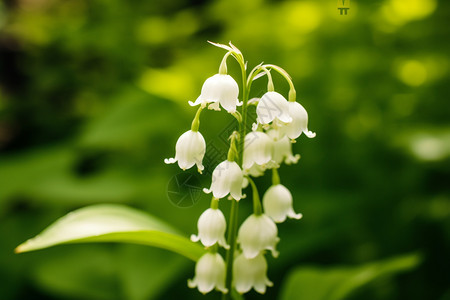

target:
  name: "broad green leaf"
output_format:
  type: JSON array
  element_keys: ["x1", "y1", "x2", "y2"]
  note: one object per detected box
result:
[
  {"x1": 16, "y1": 204, "x2": 205, "y2": 261},
  {"x1": 280, "y1": 253, "x2": 421, "y2": 300}
]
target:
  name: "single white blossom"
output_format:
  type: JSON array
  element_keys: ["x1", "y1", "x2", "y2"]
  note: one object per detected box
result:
[
  {"x1": 188, "y1": 252, "x2": 228, "y2": 294},
  {"x1": 164, "y1": 130, "x2": 206, "y2": 172},
  {"x1": 256, "y1": 91, "x2": 292, "y2": 125},
  {"x1": 204, "y1": 160, "x2": 243, "y2": 200},
  {"x1": 233, "y1": 252, "x2": 273, "y2": 294},
  {"x1": 267, "y1": 130, "x2": 300, "y2": 165},
  {"x1": 191, "y1": 208, "x2": 229, "y2": 249},
  {"x1": 237, "y1": 214, "x2": 279, "y2": 259},
  {"x1": 243, "y1": 131, "x2": 273, "y2": 170},
  {"x1": 245, "y1": 164, "x2": 265, "y2": 178},
  {"x1": 263, "y1": 184, "x2": 302, "y2": 223},
  {"x1": 189, "y1": 74, "x2": 241, "y2": 113},
  {"x1": 285, "y1": 101, "x2": 316, "y2": 139}
]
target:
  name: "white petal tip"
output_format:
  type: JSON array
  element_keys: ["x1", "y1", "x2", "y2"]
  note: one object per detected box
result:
[
  {"x1": 292, "y1": 213, "x2": 303, "y2": 220},
  {"x1": 164, "y1": 158, "x2": 176, "y2": 164},
  {"x1": 203, "y1": 188, "x2": 211, "y2": 194},
  {"x1": 190, "y1": 234, "x2": 200, "y2": 242},
  {"x1": 197, "y1": 165, "x2": 204, "y2": 174},
  {"x1": 188, "y1": 100, "x2": 197, "y2": 106},
  {"x1": 305, "y1": 131, "x2": 316, "y2": 138}
]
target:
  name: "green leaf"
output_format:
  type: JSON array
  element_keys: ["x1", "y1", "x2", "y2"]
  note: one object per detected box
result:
[
  {"x1": 16, "y1": 204, "x2": 205, "y2": 261},
  {"x1": 279, "y1": 253, "x2": 421, "y2": 300}
]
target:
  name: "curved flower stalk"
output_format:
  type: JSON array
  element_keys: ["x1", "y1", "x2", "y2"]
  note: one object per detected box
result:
[
  {"x1": 285, "y1": 101, "x2": 316, "y2": 139},
  {"x1": 263, "y1": 184, "x2": 302, "y2": 223},
  {"x1": 189, "y1": 74, "x2": 242, "y2": 113},
  {"x1": 233, "y1": 252, "x2": 273, "y2": 294},
  {"x1": 191, "y1": 207, "x2": 229, "y2": 249},
  {"x1": 243, "y1": 131, "x2": 273, "y2": 170},
  {"x1": 188, "y1": 252, "x2": 228, "y2": 294},
  {"x1": 237, "y1": 213, "x2": 279, "y2": 259},
  {"x1": 164, "y1": 130, "x2": 206, "y2": 172},
  {"x1": 203, "y1": 160, "x2": 244, "y2": 200}
]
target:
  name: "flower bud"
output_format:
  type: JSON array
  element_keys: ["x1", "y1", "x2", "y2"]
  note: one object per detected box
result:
[
  {"x1": 204, "y1": 160, "x2": 243, "y2": 200},
  {"x1": 243, "y1": 131, "x2": 273, "y2": 170},
  {"x1": 188, "y1": 252, "x2": 228, "y2": 294},
  {"x1": 164, "y1": 130, "x2": 206, "y2": 172},
  {"x1": 237, "y1": 214, "x2": 279, "y2": 259},
  {"x1": 268, "y1": 130, "x2": 300, "y2": 165},
  {"x1": 233, "y1": 252, "x2": 273, "y2": 294},
  {"x1": 263, "y1": 184, "x2": 302, "y2": 223},
  {"x1": 256, "y1": 91, "x2": 292, "y2": 124},
  {"x1": 189, "y1": 74, "x2": 241, "y2": 113},
  {"x1": 285, "y1": 101, "x2": 316, "y2": 139},
  {"x1": 191, "y1": 208, "x2": 229, "y2": 249}
]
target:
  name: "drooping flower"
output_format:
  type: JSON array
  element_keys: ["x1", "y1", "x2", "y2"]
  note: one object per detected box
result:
[
  {"x1": 188, "y1": 252, "x2": 228, "y2": 294},
  {"x1": 164, "y1": 130, "x2": 206, "y2": 172},
  {"x1": 189, "y1": 74, "x2": 241, "y2": 113},
  {"x1": 204, "y1": 160, "x2": 243, "y2": 200},
  {"x1": 285, "y1": 101, "x2": 316, "y2": 139},
  {"x1": 245, "y1": 164, "x2": 265, "y2": 178},
  {"x1": 263, "y1": 184, "x2": 302, "y2": 223},
  {"x1": 243, "y1": 131, "x2": 273, "y2": 170},
  {"x1": 233, "y1": 252, "x2": 273, "y2": 294},
  {"x1": 267, "y1": 130, "x2": 300, "y2": 165},
  {"x1": 191, "y1": 208, "x2": 229, "y2": 249},
  {"x1": 237, "y1": 214, "x2": 279, "y2": 259},
  {"x1": 256, "y1": 91, "x2": 292, "y2": 125}
]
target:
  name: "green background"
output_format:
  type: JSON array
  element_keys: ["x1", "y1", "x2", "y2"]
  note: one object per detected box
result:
[{"x1": 0, "y1": 0, "x2": 449, "y2": 299}]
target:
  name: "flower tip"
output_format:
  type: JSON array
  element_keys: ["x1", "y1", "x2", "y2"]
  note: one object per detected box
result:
[
  {"x1": 187, "y1": 279, "x2": 195, "y2": 288},
  {"x1": 203, "y1": 188, "x2": 211, "y2": 194},
  {"x1": 197, "y1": 164, "x2": 204, "y2": 174},
  {"x1": 305, "y1": 130, "x2": 316, "y2": 138},
  {"x1": 190, "y1": 234, "x2": 200, "y2": 242},
  {"x1": 294, "y1": 213, "x2": 303, "y2": 220},
  {"x1": 164, "y1": 158, "x2": 176, "y2": 164}
]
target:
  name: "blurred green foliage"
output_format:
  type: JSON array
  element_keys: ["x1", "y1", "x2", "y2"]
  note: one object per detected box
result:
[{"x1": 0, "y1": 0, "x2": 449, "y2": 299}]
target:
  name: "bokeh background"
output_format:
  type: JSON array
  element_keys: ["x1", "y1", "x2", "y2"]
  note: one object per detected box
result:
[{"x1": 0, "y1": 0, "x2": 449, "y2": 299}]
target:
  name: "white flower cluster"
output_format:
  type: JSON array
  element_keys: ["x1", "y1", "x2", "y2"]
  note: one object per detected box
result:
[{"x1": 165, "y1": 42, "x2": 315, "y2": 296}]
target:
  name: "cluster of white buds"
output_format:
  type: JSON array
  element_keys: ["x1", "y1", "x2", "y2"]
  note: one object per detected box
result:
[{"x1": 165, "y1": 42, "x2": 315, "y2": 296}]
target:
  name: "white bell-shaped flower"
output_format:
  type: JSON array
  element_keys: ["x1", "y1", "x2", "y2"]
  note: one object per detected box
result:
[
  {"x1": 237, "y1": 214, "x2": 279, "y2": 259},
  {"x1": 204, "y1": 160, "x2": 243, "y2": 200},
  {"x1": 191, "y1": 208, "x2": 229, "y2": 249},
  {"x1": 256, "y1": 91, "x2": 292, "y2": 125},
  {"x1": 164, "y1": 130, "x2": 206, "y2": 172},
  {"x1": 268, "y1": 130, "x2": 300, "y2": 165},
  {"x1": 285, "y1": 101, "x2": 316, "y2": 139},
  {"x1": 243, "y1": 131, "x2": 273, "y2": 170},
  {"x1": 189, "y1": 74, "x2": 241, "y2": 113},
  {"x1": 263, "y1": 184, "x2": 302, "y2": 223},
  {"x1": 233, "y1": 252, "x2": 273, "y2": 294},
  {"x1": 188, "y1": 252, "x2": 228, "y2": 294}
]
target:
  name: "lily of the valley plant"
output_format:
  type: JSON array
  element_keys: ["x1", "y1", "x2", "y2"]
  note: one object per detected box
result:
[{"x1": 165, "y1": 41, "x2": 315, "y2": 297}]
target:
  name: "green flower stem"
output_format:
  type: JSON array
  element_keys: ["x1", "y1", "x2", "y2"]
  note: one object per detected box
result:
[
  {"x1": 247, "y1": 177, "x2": 262, "y2": 215},
  {"x1": 227, "y1": 132, "x2": 239, "y2": 162},
  {"x1": 264, "y1": 64, "x2": 296, "y2": 102},
  {"x1": 222, "y1": 52, "x2": 249, "y2": 300},
  {"x1": 272, "y1": 168, "x2": 281, "y2": 185},
  {"x1": 210, "y1": 197, "x2": 219, "y2": 209},
  {"x1": 190, "y1": 106, "x2": 203, "y2": 132}
]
